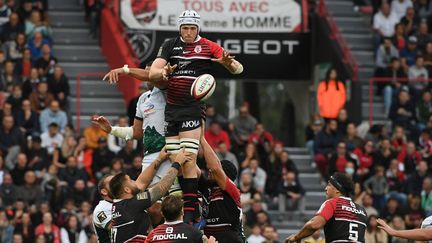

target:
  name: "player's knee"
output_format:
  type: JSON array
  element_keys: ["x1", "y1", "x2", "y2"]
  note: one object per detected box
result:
[
  {"x1": 180, "y1": 138, "x2": 199, "y2": 155},
  {"x1": 166, "y1": 138, "x2": 181, "y2": 154}
]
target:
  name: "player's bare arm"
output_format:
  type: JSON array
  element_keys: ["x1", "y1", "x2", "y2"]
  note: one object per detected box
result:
[
  {"x1": 202, "y1": 235, "x2": 217, "y2": 243},
  {"x1": 285, "y1": 215, "x2": 326, "y2": 243},
  {"x1": 377, "y1": 218, "x2": 432, "y2": 241},
  {"x1": 200, "y1": 136, "x2": 227, "y2": 189},
  {"x1": 149, "y1": 58, "x2": 177, "y2": 82},
  {"x1": 136, "y1": 147, "x2": 169, "y2": 191},
  {"x1": 103, "y1": 67, "x2": 150, "y2": 84},
  {"x1": 148, "y1": 148, "x2": 192, "y2": 203},
  {"x1": 91, "y1": 116, "x2": 143, "y2": 140},
  {"x1": 211, "y1": 51, "x2": 243, "y2": 75}
]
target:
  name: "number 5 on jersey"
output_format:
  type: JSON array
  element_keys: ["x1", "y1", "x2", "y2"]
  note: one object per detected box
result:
[{"x1": 349, "y1": 223, "x2": 358, "y2": 241}]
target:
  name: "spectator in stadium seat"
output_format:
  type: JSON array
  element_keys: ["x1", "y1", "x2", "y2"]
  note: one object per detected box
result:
[
  {"x1": 386, "y1": 158, "x2": 408, "y2": 205},
  {"x1": 0, "y1": 0, "x2": 11, "y2": 26},
  {"x1": 0, "y1": 60, "x2": 21, "y2": 92},
  {"x1": 278, "y1": 170, "x2": 305, "y2": 213},
  {"x1": 27, "y1": 31, "x2": 49, "y2": 62},
  {"x1": 16, "y1": 170, "x2": 43, "y2": 206},
  {"x1": 305, "y1": 115, "x2": 323, "y2": 156},
  {"x1": 361, "y1": 193, "x2": 379, "y2": 216},
  {"x1": 317, "y1": 68, "x2": 346, "y2": 119},
  {"x1": 116, "y1": 140, "x2": 138, "y2": 168},
  {"x1": 404, "y1": 195, "x2": 425, "y2": 229},
  {"x1": 405, "y1": 160, "x2": 430, "y2": 196},
  {"x1": 9, "y1": 153, "x2": 28, "y2": 185},
  {"x1": 365, "y1": 215, "x2": 388, "y2": 243},
  {"x1": 408, "y1": 56, "x2": 429, "y2": 92},
  {"x1": 416, "y1": 0, "x2": 432, "y2": 19},
  {"x1": 34, "y1": 212, "x2": 60, "y2": 243},
  {"x1": 245, "y1": 200, "x2": 267, "y2": 227},
  {"x1": 26, "y1": 136, "x2": 49, "y2": 171},
  {"x1": 392, "y1": 23, "x2": 407, "y2": 51},
  {"x1": 47, "y1": 66, "x2": 69, "y2": 109},
  {"x1": 91, "y1": 137, "x2": 115, "y2": 180},
  {"x1": 242, "y1": 158, "x2": 267, "y2": 193},
  {"x1": 400, "y1": 36, "x2": 419, "y2": 71},
  {"x1": 25, "y1": 9, "x2": 51, "y2": 40},
  {"x1": 39, "y1": 100, "x2": 67, "y2": 133},
  {"x1": 343, "y1": 123, "x2": 363, "y2": 152},
  {"x1": 246, "y1": 224, "x2": 266, "y2": 243},
  {"x1": 389, "y1": 88, "x2": 416, "y2": 130},
  {"x1": 40, "y1": 122, "x2": 63, "y2": 155},
  {"x1": 380, "y1": 57, "x2": 407, "y2": 115},
  {"x1": 0, "y1": 173, "x2": 17, "y2": 207},
  {"x1": 401, "y1": 7, "x2": 420, "y2": 36},
  {"x1": 268, "y1": 150, "x2": 299, "y2": 196},
  {"x1": 67, "y1": 180, "x2": 91, "y2": 208},
  {"x1": 35, "y1": 44, "x2": 56, "y2": 77},
  {"x1": 13, "y1": 212, "x2": 35, "y2": 242},
  {"x1": 337, "y1": 109, "x2": 350, "y2": 136},
  {"x1": 14, "y1": 48, "x2": 32, "y2": 81},
  {"x1": 374, "y1": 138, "x2": 397, "y2": 169},
  {"x1": 16, "y1": 99, "x2": 40, "y2": 137},
  {"x1": 22, "y1": 68, "x2": 40, "y2": 99},
  {"x1": 0, "y1": 115, "x2": 24, "y2": 169},
  {"x1": 304, "y1": 230, "x2": 325, "y2": 243},
  {"x1": 397, "y1": 141, "x2": 422, "y2": 175},
  {"x1": 353, "y1": 140, "x2": 375, "y2": 179},
  {"x1": 376, "y1": 37, "x2": 400, "y2": 71},
  {"x1": 126, "y1": 155, "x2": 143, "y2": 180},
  {"x1": 373, "y1": 3, "x2": 400, "y2": 48},
  {"x1": 83, "y1": 118, "x2": 108, "y2": 150},
  {"x1": 239, "y1": 171, "x2": 257, "y2": 211},
  {"x1": 248, "y1": 123, "x2": 273, "y2": 156},
  {"x1": 205, "y1": 104, "x2": 228, "y2": 130},
  {"x1": 16, "y1": 0, "x2": 32, "y2": 21},
  {"x1": 416, "y1": 21, "x2": 432, "y2": 51},
  {"x1": 60, "y1": 214, "x2": 88, "y2": 243},
  {"x1": 421, "y1": 177, "x2": 432, "y2": 215},
  {"x1": 58, "y1": 156, "x2": 88, "y2": 189},
  {"x1": 391, "y1": 125, "x2": 408, "y2": 152},
  {"x1": 364, "y1": 165, "x2": 388, "y2": 211},
  {"x1": 1, "y1": 12, "x2": 24, "y2": 42},
  {"x1": 391, "y1": 0, "x2": 413, "y2": 20},
  {"x1": 262, "y1": 225, "x2": 279, "y2": 243},
  {"x1": 217, "y1": 141, "x2": 239, "y2": 170},
  {"x1": 230, "y1": 104, "x2": 258, "y2": 146},
  {"x1": 417, "y1": 90, "x2": 432, "y2": 127},
  {"x1": 6, "y1": 84, "x2": 23, "y2": 112},
  {"x1": 328, "y1": 142, "x2": 357, "y2": 175},
  {"x1": 29, "y1": 81, "x2": 54, "y2": 113},
  {"x1": 110, "y1": 157, "x2": 124, "y2": 175},
  {"x1": 205, "y1": 121, "x2": 231, "y2": 151},
  {"x1": 4, "y1": 32, "x2": 26, "y2": 62},
  {"x1": 314, "y1": 119, "x2": 341, "y2": 178},
  {"x1": 380, "y1": 197, "x2": 405, "y2": 221}
]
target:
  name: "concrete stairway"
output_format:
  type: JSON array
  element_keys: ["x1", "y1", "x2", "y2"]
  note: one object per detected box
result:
[
  {"x1": 270, "y1": 147, "x2": 325, "y2": 240},
  {"x1": 48, "y1": 0, "x2": 126, "y2": 129},
  {"x1": 325, "y1": 0, "x2": 387, "y2": 124}
]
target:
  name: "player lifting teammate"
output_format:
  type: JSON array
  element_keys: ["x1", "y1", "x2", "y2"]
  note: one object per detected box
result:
[
  {"x1": 148, "y1": 9, "x2": 243, "y2": 224},
  {"x1": 285, "y1": 173, "x2": 367, "y2": 243}
]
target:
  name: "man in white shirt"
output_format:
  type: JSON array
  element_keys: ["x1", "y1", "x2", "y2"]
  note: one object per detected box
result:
[
  {"x1": 40, "y1": 123, "x2": 64, "y2": 154},
  {"x1": 391, "y1": 0, "x2": 413, "y2": 20},
  {"x1": 373, "y1": 3, "x2": 400, "y2": 48}
]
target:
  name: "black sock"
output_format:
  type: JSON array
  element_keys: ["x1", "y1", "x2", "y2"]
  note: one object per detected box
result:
[{"x1": 181, "y1": 178, "x2": 199, "y2": 224}]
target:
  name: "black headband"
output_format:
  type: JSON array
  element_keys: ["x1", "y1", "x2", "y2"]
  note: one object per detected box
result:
[{"x1": 329, "y1": 175, "x2": 345, "y2": 194}]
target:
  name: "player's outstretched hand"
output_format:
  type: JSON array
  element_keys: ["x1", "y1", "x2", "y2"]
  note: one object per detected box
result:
[
  {"x1": 285, "y1": 234, "x2": 301, "y2": 243},
  {"x1": 156, "y1": 146, "x2": 170, "y2": 162},
  {"x1": 173, "y1": 147, "x2": 192, "y2": 165},
  {"x1": 162, "y1": 63, "x2": 177, "y2": 81},
  {"x1": 377, "y1": 218, "x2": 396, "y2": 236},
  {"x1": 206, "y1": 236, "x2": 218, "y2": 243},
  {"x1": 211, "y1": 50, "x2": 235, "y2": 66},
  {"x1": 91, "y1": 116, "x2": 112, "y2": 133},
  {"x1": 103, "y1": 68, "x2": 124, "y2": 84}
]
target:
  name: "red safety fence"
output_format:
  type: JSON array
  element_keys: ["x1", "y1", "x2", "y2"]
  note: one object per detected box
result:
[
  {"x1": 368, "y1": 77, "x2": 432, "y2": 126},
  {"x1": 75, "y1": 72, "x2": 113, "y2": 132},
  {"x1": 317, "y1": 0, "x2": 359, "y2": 80}
]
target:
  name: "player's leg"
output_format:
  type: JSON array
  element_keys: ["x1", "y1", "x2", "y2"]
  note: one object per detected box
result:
[{"x1": 178, "y1": 125, "x2": 201, "y2": 224}]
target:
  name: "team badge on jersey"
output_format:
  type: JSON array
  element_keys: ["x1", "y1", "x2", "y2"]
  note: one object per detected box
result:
[
  {"x1": 194, "y1": 45, "x2": 202, "y2": 53},
  {"x1": 97, "y1": 211, "x2": 107, "y2": 222}
]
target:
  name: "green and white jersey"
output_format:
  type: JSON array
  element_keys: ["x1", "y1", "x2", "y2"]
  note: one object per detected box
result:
[{"x1": 135, "y1": 87, "x2": 166, "y2": 154}]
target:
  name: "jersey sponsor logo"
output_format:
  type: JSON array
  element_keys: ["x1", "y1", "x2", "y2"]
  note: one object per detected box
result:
[
  {"x1": 144, "y1": 104, "x2": 155, "y2": 114},
  {"x1": 194, "y1": 45, "x2": 202, "y2": 53},
  {"x1": 182, "y1": 51, "x2": 191, "y2": 54},
  {"x1": 341, "y1": 205, "x2": 366, "y2": 216},
  {"x1": 181, "y1": 120, "x2": 200, "y2": 128},
  {"x1": 152, "y1": 233, "x2": 188, "y2": 240},
  {"x1": 178, "y1": 61, "x2": 191, "y2": 69},
  {"x1": 112, "y1": 211, "x2": 122, "y2": 219},
  {"x1": 173, "y1": 47, "x2": 183, "y2": 50},
  {"x1": 206, "y1": 217, "x2": 220, "y2": 223},
  {"x1": 97, "y1": 211, "x2": 107, "y2": 223},
  {"x1": 175, "y1": 70, "x2": 195, "y2": 75}
]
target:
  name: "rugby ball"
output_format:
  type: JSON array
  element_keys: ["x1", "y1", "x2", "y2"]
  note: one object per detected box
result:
[{"x1": 190, "y1": 74, "x2": 216, "y2": 101}]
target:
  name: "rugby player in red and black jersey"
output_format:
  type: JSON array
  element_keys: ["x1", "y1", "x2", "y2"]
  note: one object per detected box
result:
[
  {"x1": 148, "y1": 9, "x2": 243, "y2": 224},
  {"x1": 197, "y1": 136, "x2": 246, "y2": 243},
  {"x1": 145, "y1": 195, "x2": 217, "y2": 243},
  {"x1": 285, "y1": 172, "x2": 367, "y2": 243},
  {"x1": 109, "y1": 148, "x2": 192, "y2": 243}
]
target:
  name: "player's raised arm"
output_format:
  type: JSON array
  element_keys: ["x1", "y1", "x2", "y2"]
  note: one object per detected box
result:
[
  {"x1": 135, "y1": 147, "x2": 169, "y2": 191},
  {"x1": 377, "y1": 218, "x2": 432, "y2": 241},
  {"x1": 91, "y1": 116, "x2": 143, "y2": 141},
  {"x1": 211, "y1": 50, "x2": 243, "y2": 75},
  {"x1": 149, "y1": 59, "x2": 177, "y2": 82},
  {"x1": 200, "y1": 136, "x2": 227, "y2": 189}
]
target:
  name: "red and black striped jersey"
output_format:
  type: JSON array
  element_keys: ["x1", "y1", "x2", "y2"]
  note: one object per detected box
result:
[
  {"x1": 316, "y1": 196, "x2": 367, "y2": 243},
  {"x1": 156, "y1": 36, "x2": 223, "y2": 107},
  {"x1": 198, "y1": 176, "x2": 246, "y2": 243},
  {"x1": 111, "y1": 191, "x2": 152, "y2": 243},
  {"x1": 145, "y1": 221, "x2": 203, "y2": 243}
]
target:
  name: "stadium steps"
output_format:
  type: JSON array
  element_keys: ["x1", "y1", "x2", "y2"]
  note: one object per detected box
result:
[
  {"x1": 48, "y1": 0, "x2": 126, "y2": 130},
  {"x1": 326, "y1": 0, "x2": 385, "y2": 125},
  {"x1": 269, "y1": 148, "x2": 326, "y2": 240}
]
